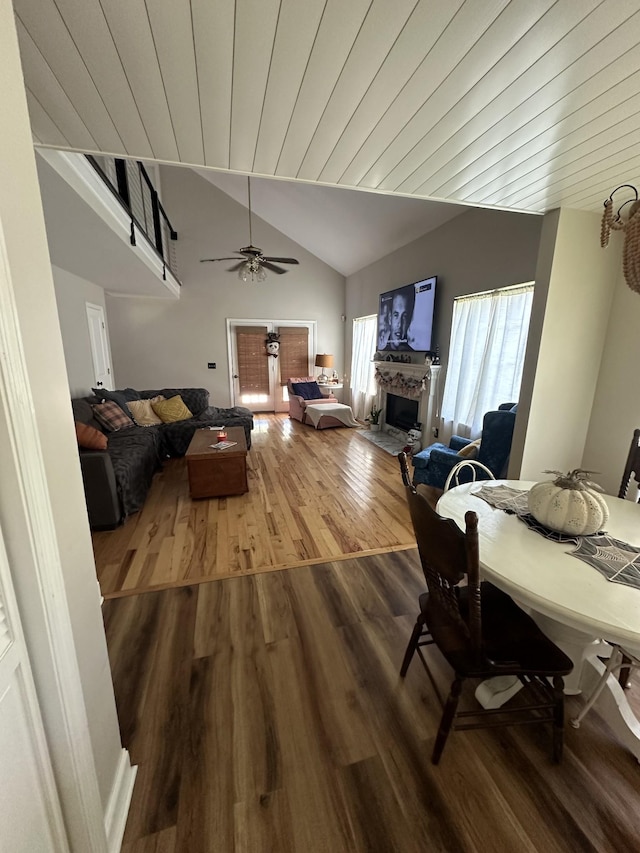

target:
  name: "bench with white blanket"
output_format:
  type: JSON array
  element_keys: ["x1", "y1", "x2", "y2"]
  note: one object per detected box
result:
[{"x1": 304, "y1": 402, "x2": 360, "y2": 430}]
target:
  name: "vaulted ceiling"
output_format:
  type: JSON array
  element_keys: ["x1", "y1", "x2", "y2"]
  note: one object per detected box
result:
[{"x1": 15, "y1": 0, "x2": 640, "y2": 217}]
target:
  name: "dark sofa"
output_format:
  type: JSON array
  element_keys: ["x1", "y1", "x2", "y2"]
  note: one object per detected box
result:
[{"x1": 72, "y1": 387, "x2": 254, "y2": 529}]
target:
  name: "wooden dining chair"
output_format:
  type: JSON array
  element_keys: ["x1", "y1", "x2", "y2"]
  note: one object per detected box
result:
[
  {"x1": 397, "y1": 452, "x2": 573, "y2": 765},
  {"x1": 443, "y1": 459, "x2": 496, "y2": 491},
  {"x1": 616, "y1": 428, "x2": 640, "y2": 687},
  {"x1": 618, "y1": 428, "x2": 640, "y2": 502}
]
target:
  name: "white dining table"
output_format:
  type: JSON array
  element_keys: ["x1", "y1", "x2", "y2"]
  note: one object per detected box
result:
[{"x1": 437, "y1": 480, "x2": 640, "y2": 762}]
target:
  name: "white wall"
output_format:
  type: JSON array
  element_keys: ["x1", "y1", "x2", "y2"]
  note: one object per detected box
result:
[
  {"x1": 52, "y1": 265, "x2": 113, "y2": 396},
  {"x1": 513, "y1": 209, "x2": 619, "y2": 481},
  {"x1": 106, "y1": 167, "x2": 345, "y2": 403},
  {"x1": 0, "y1": 0, "x2": 128, "y2": 846},
  {"x1": 345, "y1": 206, "x2": 543, "y2": 398},
  {"x1": 583, "y1": 260, "x2": 640, "y2": 496}
]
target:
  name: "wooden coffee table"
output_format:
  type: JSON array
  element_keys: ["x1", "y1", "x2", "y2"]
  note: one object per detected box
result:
[{"x1": 185, "y1": 426, "x2": 248, "y2": 498}]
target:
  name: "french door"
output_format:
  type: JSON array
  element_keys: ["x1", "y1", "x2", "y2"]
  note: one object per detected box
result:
[{"x1": 227, "y1": 320, "x2": 316, "y2": 413}]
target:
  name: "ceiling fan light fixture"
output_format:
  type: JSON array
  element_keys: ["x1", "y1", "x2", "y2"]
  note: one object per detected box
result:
[
  {"x1": 202, "y1": 176, "x2": 299, "y2": 276},
  {"x1": 238, "y1": 258, "x2": 267, "y2": 282}
]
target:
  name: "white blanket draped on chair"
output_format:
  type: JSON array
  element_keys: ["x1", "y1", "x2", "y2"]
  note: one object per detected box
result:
[{"x1": 305, "y1": 403, "x2": 360, "y2": 429}]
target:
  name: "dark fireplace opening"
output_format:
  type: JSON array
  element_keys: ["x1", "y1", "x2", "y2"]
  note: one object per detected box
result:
[{"x1": 385, "y1": 393, "x2": 419, "y2": 432}]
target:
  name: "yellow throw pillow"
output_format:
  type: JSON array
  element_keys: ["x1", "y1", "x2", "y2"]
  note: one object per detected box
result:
[
  {"x1": 151, "y1": 395, "x2": 193, "y2": 424},
  {"x1": 457, "y1": 438, "x2": 481, "y2": 459},
  {"x1": 128, "y1": 396, "x2": 164, "y2": 426}
]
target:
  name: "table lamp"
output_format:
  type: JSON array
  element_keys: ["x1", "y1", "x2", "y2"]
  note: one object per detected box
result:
[{"x1": 315, "y1": 353, "x2": 334, "y2": 383}]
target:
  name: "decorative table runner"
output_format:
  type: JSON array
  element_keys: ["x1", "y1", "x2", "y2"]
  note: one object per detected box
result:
[{"x1": 472, "y1": 484, "x2": 640, "y2": 590}]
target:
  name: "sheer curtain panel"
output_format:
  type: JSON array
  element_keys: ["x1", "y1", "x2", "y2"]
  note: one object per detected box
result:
[
  {"x1": 350, "y1": 315, "x2": 377, "y2": 420},
  {"x1": 441, "y1": 284, "x2": 533, "y2": 439}
]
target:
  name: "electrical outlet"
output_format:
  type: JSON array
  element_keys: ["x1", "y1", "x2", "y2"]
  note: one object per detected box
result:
[
  {"x1": 207, "y1": 362, "x2": 216, "y2": 369},
  {"x1": 432, "y1": 427, "x2": 439, "y2": 438}
]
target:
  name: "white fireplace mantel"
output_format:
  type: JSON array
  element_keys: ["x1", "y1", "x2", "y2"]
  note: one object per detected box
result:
[
  {"x1": 373, "y1": 360, "x2": 436, "y2": 380},
  {"x1": 373, "y1": 362, "x2": 441, "y2": 449}
]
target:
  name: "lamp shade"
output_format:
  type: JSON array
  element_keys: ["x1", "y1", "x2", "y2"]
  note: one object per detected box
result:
[{"x1": 314, "y1": 353, "x2": 334, "y2": 369}]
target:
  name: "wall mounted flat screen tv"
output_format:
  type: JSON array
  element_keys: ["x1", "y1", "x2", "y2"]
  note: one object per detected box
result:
[{"x1": 378, "y1": 276, "x2": 436, "y2": 352}]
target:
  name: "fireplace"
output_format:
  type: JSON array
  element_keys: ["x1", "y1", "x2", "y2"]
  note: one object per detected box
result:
[
  {"x1": 373, "y1": 361, "x2": 441, "y2": 452},
  {"x1": 385, "y1": 393, "x2": 419, "y2": 432}
]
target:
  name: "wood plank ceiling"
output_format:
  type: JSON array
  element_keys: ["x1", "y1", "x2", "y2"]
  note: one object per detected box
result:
[{"x1": 14, "y1": 0, "x2": 640, "y2": 215}]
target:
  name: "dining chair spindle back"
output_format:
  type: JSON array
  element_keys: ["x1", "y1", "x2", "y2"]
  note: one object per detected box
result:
[{"x1": 397, "y1": 452, "x2": 573, "y2": 765}]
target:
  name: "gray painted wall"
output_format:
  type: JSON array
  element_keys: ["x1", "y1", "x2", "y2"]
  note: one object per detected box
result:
[
  {"x1": 52, "y1": 265, "x2": 113, "y2": 396},
  {"x1": 345, "y1": 206, "x2": 543, "y2": 401},
  {"x1": 106, "y1": 167, "x2": 346, "y2": 404}
]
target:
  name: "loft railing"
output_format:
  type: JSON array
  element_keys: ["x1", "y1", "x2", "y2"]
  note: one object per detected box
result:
[{"x1": 86, "y1": 155, "x2": 179, "y2": 281}]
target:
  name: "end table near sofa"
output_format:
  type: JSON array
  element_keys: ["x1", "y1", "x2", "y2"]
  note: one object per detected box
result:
[{"x1": 186, "y1": 426, "x2": 248, "y2": 498}]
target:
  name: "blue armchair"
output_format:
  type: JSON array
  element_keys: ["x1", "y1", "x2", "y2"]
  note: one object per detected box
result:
[{"x1": 412, "y1": 404, "x2": 517, "y2": 489}]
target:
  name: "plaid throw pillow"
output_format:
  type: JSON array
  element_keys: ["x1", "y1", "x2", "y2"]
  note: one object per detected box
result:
[{"x1": 92, "y1": 400, "x2": 134, "y2": 432}]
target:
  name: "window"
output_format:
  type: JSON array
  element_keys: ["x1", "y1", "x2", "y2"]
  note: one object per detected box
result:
[
  {"x1": 351, "y1": 315, "x2": 378, "y2": 420},
  {"x1": 441, "y1": 283, "x2": 534, "y2": 437},
  {"x1": 278, "y1": 326, "x2": 310, "y2": 386},
  {"x1": 234, "y1": 325, "x2": 270, "y2": 404}
]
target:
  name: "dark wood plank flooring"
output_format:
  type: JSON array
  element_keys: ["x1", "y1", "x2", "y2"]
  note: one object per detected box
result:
[{"x1": 104, "y1": 550, "x2": 640, "y2": 853}]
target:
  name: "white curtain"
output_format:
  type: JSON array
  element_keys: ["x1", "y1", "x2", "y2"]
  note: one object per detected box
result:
[
  {"x1": 350, "y1": 315, "x2": 377, "y2": 419},
  {"x1": 441, "y1": 284, "x2": 534, "y2": 439}
]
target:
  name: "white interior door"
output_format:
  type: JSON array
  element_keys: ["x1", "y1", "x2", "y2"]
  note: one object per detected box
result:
[
  {"x1": 0, "y1": 524, "x2": 68, "y2": 852},
  {"x1": 86, "y1": 303, "x2": 112, "y2": 392}
]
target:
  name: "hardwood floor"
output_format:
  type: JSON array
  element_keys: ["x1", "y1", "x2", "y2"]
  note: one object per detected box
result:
[
  {"x1": 104, "y1": 550, "x2": 640, "y2": 853},
  {"x1": 94, "y1": 414, "x2": 417, "y2": 598},
  {"x1": 98, "y1": 415, "x2": 640, "y2": 850}
]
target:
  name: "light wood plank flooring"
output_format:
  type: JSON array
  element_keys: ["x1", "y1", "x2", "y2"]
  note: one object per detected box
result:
[
  {"x1": 104, "y1": 551, "x2": 640, "y2": 853},
  {"x1": 94, "y1": 415, "x2": 417, "y2": 598}
]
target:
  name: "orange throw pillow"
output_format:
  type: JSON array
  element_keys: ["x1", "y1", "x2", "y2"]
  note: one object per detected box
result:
[{"x1": 75, "y1": 421, "x2": 107, "y2": 451}]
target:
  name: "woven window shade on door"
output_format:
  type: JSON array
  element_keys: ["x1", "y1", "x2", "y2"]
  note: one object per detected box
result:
[
  {"x1": 235, "y1": 326, "x2": 269, "y2": 396},
  {"x1": 278, "y1": 327, "x2": 309, "y2": 385}
]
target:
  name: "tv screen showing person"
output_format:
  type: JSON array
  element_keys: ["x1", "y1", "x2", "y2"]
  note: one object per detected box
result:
[
  {"x1": 378, "y1": 277, "x2": 436, "y2": 352},
  {"x1": 381, "y1": 284, "x2": 416, "y2": 350}
]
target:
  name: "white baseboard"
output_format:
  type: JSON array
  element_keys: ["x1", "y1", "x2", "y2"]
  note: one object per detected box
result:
[{"x1": 105, "y1": 749, "x2": 137, "y2": 853}]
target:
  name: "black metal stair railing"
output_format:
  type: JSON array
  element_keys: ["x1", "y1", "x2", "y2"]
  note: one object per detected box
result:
[{"x1": 86, "y1": 155, "x2": 179, "y2": 282}]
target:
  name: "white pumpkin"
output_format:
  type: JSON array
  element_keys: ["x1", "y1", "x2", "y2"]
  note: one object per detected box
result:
[{"x1": 527, "y1": 469, "x2": 609, "y2": 536}]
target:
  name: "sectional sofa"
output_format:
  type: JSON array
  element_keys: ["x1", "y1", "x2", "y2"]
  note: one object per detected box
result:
[{"x1": 72, "y1": 386, "x2": 254, "y2": 529}]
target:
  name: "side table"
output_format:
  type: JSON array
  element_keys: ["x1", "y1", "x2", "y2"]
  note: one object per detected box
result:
[{"x1": 317, "y1": 382, "x2": 343, "y2": 402}]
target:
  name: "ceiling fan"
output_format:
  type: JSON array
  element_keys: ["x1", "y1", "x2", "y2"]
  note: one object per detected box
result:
[{"x1": 200, "y1": 176, "x2": 299, "y2": 281}]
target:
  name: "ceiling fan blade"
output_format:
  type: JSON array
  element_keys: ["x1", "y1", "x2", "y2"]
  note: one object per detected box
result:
[
  {"x1": 261, "y1": 261, "x2": 288, "y2": 274},
  {"x1": 227, "y1": 261, "x2": 248, "y2": 272},
  {"x1": 262, "y1": 256, "x2": 299, "y2": 264},
  {"x1": 200, "y1": 257, "x2": 243, "y2": 262}
]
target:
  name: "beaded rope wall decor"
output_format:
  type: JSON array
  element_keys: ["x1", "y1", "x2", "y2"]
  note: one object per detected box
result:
[{"x1": 601, "y1": 184, "x2": 640, "y2": 294}]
